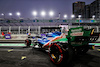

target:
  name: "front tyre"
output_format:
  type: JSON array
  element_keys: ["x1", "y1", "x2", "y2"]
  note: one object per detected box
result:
[{"x1": 25, "y1": 39, "x2": 31, "y2": 47}]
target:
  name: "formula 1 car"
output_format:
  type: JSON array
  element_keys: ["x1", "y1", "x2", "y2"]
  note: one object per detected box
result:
[{"x1": 25, "y1": 27, "x2": 99, "y2": 65}]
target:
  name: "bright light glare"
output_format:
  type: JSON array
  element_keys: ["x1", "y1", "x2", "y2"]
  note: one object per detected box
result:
[
  {"x1": 92, "y1": 15, "x2": 95, "y2": 18},
  {"x1": 71, "y1": 15, "x2": 75, "y2": 18},
  {"x1": 49, "y1": 11, "x2": 54, "y2": 16},
  {"x1": 32, "y1": 11, "x2": 37, "y2": 16},
  {"x1": 64, "y1": 14, "x2": 67, "y2": 18},
  {"x1": 16, "y1": 12, "x2": 21, "y2": 16},
  {"x1": 41, "y1": 11, "x2": 46, "y2": 17},
  {"x1": 9, "y1": 13, "x2": 12, "y2": 16},
  {"x1": 1, "y1": 13, "x2": 4, "y2": 16},
  {"x1": 78, "y1": 15, "x2": 81, "y2": 18}
]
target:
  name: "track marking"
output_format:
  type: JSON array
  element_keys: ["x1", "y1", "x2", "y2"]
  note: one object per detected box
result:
[
  {"x1": 8, "y1": 49, "x2": 13, "y2": 52},
  {"x1": 97, "y1": 49, "x2": 100, "y2": 51},
  {"x1": 21, "y1": 56, "x2": 26, "y2": 60}
]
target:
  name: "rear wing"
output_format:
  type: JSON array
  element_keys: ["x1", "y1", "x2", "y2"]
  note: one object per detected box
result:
[{"x1": 66, "y1": 27, "x2": 97, "y2": 42}]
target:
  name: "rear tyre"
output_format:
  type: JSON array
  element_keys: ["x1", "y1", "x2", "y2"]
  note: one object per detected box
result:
[
  {"x1": 48, "y1": 43, "x2": 73, "y2": 65},
  {"x1": 80, "y1": 45, "x2": 89, "y2": 54}
]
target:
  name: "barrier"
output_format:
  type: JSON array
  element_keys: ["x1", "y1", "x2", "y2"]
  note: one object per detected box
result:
[{"x1": 0, "y1": 26, "x2": 100, "y2": 35}]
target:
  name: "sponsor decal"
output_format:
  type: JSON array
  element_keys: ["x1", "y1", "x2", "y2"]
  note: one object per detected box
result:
[
  {"x1": 71, "y1": 28, "x2": 82, "y2": 32},
  {"x1": 70, "y1": 32, "x2": 83, "y2": 36},
  {"x1": 5, "y1": 34, "x2": 11, "y2": 39},
  {"x1": 43, "y1": 33, "x2": 65, "y2": 47}
]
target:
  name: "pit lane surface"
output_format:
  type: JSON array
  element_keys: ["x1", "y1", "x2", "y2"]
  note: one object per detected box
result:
[{"x1": 0, "y1": 45, "x2": 100, "y2": 67}]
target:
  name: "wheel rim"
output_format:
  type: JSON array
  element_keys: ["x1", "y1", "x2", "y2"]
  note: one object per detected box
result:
[{"x1": 48, "y1": 43, "x2": 63, "y2": 64}]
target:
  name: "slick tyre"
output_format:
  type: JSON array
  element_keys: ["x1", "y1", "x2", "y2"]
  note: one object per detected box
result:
[
  {"x1": 48, "y1": 43, "x2": 73, "y2": 65},
  {"x1": 25, "y1": 39, "x2": 31, "y2": 47},
  {"x1": 80, "y1": 45, "x2": 89, "y2": 54}
]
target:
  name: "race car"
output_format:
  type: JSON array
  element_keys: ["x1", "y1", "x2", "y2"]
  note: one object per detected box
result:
[
  {"x1": 25, "y1": 26, "x2": 99, "y2": 65},
  {"x1": 25, "y1": 30, "x2": 63, "y2": 48}
]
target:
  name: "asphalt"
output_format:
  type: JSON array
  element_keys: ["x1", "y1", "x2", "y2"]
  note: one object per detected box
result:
[{"x1": 0, "y1": 46, "x2": 100, "y2": 67}]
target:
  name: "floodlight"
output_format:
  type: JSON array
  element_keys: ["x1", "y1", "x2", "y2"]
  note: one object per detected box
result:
[
  {"x1": 41, "y1": 11, "x2": 46, "y2": 17},
  {"x1": 71, "y1": 15, "x2": 75, "y2": 18},
  {"x1": 64, "y1": 14, "x2": 67, "y2": 18},
  {"x1": 49, "y1": 11, "x2": 54, "y2": 16},
  {"x1": 16, "y1": 12, "x2": 21, "y2": 16},
  {"x1": 9, "y1": 13, "x2": 12, "y2": 16},
  {"x1": 78, "y1": 15, "x2": 81, "y2": 18},
  {"x1": 32, "y1": 11, "x2": 37, "y2": 16},
  {"x1": 1, "y1": 13, "x2": 4, "y2": 16}
]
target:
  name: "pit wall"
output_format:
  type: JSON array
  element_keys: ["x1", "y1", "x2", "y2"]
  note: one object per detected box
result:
[{"x1": 0, "y1": 34, "x2": 36, "y2": 40}]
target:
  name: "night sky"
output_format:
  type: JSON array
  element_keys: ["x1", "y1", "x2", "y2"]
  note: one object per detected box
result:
[{"x1": 0, "y1": 0, "x2": 95, "y2": 19}]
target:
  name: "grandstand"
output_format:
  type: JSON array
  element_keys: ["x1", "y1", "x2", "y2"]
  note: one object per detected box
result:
[
  {"x1": 0, "y1": 19, "x2": 100, "y2": 26},
  {"x1": 0, "y1": 19, "x2": 100, "y2": 35}
]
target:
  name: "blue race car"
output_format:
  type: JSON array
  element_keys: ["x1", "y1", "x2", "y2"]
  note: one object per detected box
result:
[{"x1": 25, "y1": 31, "x2": 62, "y2": 48}]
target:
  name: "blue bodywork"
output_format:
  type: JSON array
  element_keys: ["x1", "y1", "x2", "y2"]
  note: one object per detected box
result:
[{"x1": 35, "y1": 31, "x2": 61, "y2": 45}]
